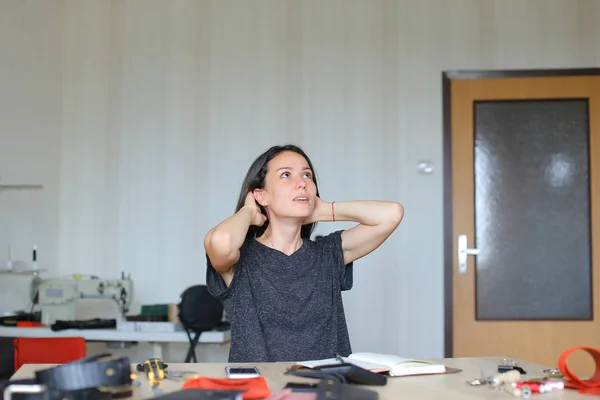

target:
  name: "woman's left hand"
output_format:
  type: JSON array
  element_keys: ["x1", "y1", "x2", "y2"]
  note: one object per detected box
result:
[{"x1": 303, "y1": 197, "x2": 331, "y2": 225}]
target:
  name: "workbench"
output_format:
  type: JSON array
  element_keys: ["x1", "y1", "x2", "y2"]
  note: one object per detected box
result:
[
  {"x1": 9, "y1": 357, "x2": 586, "y2": 399},
  {"x1": 0, "y1": 326, "x2": 230, "y2": 359}
]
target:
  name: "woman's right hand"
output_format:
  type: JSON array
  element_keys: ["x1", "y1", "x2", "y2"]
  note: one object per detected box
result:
[{"x1": 244, "y1": 191, "x2": 267, "y2": 226}]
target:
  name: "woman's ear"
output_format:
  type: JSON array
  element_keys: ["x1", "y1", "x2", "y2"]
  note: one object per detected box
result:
[{"x1": 253, "y1": 189, "x2": 267, "y2": 207}]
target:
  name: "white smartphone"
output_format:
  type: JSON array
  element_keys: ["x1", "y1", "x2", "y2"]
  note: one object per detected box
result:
[{"x1": 225, "y1": 366, "x2": 261, "y2": 379}]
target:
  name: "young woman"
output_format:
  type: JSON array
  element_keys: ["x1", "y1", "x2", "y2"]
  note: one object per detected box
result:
[{"x1": 204, "y1": 144, "x2": 404, "y2": 362}]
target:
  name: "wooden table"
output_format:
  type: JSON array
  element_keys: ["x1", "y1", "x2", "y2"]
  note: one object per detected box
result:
[{"x1": 10, "y1": 357, "x2": 589, "y2": 399}]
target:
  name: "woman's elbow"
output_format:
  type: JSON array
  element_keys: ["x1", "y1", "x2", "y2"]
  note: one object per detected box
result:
[
  {"x1": 204, "y1": 231, "x2": 238, "y2": 272},
  {"x1": 389, "y1": 202, "x2": 404, "y2": 227},
  {"x1": 205, "y1": 230, "x2": 234, "y2": 256}
]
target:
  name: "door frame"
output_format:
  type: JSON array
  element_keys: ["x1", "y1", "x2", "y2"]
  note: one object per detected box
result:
[{"x1": 442, "y1": 67, "x2": 600, "y2": 358}]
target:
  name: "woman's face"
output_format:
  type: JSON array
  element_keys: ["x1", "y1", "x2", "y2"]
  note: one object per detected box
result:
[{"x1": 255, "y1": 150, "x2": 317, "y2": 220}]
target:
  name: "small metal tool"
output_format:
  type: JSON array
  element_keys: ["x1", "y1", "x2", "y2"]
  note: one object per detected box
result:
[
  {"x1": 467, "y1": 368, "x2": 490, "y2": 386},
  {"x1": 543, "y1": 368, "x2": 564, "y2": 379},
  {"x1": 499, "y1": 358, "x2": 527, "y2": 374},
  {"x1": 468, "y1": 368, "x2": 521, "y2": 387}
]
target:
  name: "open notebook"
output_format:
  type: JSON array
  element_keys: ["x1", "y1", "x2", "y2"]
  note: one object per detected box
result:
[{"x1": 296, "y1": 352, "x2": 447, "y2": 377}]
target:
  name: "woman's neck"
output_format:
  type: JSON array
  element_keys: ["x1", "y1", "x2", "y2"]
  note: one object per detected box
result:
[{"x1": 262, "y1": 221, "x2": 303, "y2": 255}]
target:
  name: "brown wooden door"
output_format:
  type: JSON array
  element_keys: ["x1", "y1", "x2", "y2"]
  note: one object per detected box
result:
[{"x1": 449, "y1": 74, "x2": 600, "y2": 375}]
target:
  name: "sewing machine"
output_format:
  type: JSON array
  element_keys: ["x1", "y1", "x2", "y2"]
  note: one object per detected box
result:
[{"x1": 33, "y1": 275, "x2": 133, "y2": 325}]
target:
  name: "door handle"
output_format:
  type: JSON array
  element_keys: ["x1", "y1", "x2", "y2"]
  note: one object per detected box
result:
[{"x1": 458, "y1": 234, "x2": 479, "y2": 275}]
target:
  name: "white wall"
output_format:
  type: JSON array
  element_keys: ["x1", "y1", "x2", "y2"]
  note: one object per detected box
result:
[
  {"x1": 1, "y1": 0, "x2": 600, "y2": 363},
  {"x1": 0, "y1": 0, "x2": 63, "y2": 314}
]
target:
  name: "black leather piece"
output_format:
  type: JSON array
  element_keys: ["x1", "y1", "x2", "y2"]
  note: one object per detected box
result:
[
  {"x1": 50, "y1": 319, "x2": 116, "y2": 332},
  {"x1": 315, "y1": 380, "x2": 378, "y2": 400},
  {"x1": 283, "y1": 382, "x2": 319, "y2": 392},
  {"x1": 0, "y1": 312, "x2": 40, "y2": 327},
  {"x1": 315, "y1": 364, "x2": 387, "y2": 386},
  {"x1": 285, "y1": 370, "x2": 346, "y2": 384},
  {"x1": 150, "y1": 388, "x2": 244, "y2": 400},
  {"x1": 285, "y1": 363, "x2": 387, "y2": 386}
]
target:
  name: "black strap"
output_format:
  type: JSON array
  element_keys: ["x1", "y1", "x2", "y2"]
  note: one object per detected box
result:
[
  {"x1": 315, "y1": 380, "x2": 379, "y2": 400},
  {"x1": 284, "y1": 370, "x2": 347, "y2": 384},
  {"x1": 149, "y1": 388, "x2": 244, "y2": 400},
  {"x1": 35, "y1": 357, "x2": 131, "y2": 392},
  {"x1": 2, "y1": 354, "x2": 132, "y2": 400}
]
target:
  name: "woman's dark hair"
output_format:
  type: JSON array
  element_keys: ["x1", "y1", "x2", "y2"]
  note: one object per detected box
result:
[{"x1": 235, "y1": 144, "x2": 320, "y2": 241}]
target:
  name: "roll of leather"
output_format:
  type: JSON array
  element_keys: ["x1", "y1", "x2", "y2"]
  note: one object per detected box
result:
[
  {"x1": 558, "y1": 346, "x2": 600, "y2": 395},
  {"x1": 0, "y1": 354, "x2": 133, "y2": 400}
]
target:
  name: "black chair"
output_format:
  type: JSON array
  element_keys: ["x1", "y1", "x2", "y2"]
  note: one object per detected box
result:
[{"x1": 178, "y1": 285, "x2": 224, "y2": 363}]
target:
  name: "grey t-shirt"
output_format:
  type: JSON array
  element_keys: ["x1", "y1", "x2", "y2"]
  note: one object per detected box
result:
[{"x1": 206, "y1": 230, "x2": 353, "y2": 362}]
